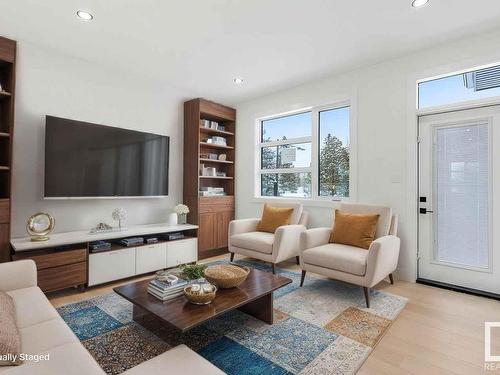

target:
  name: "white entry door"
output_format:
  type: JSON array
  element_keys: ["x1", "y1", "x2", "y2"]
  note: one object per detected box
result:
[{"x1": 418, "y1": 106, "x2": 500, "y2": 294}]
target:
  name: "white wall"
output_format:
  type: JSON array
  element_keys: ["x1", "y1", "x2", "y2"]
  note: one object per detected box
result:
[
  {"x1": 235, "y1": 28, "x2": 500, "y2": 282},
  {"x1": 11, "y1": 41, "x2": 189, "y2": 237}
]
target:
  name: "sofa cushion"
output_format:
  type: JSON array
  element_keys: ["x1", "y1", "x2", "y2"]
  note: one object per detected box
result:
[
  {"x1": 6, "y1": 288, "x2": 59, "y2": 329},
  {"x1": 330, "y1": 210, "x2": 379, "y2": 250},
  {"x1": 303, "y1": 244, "x2": 368, "y2": 276},
  {"x1": 259, "y1": 202, "x2": 303, "y2": 225},
  {"x1": 0, "y1": 342, "x2": 104, "y2": 375},
  {"x1": 20, "y1": 318, "x2": 77, "y2": 355},
  {"x1": 257, "y1": 204, "x2": 294, "y2": 233},
  {"x1": 122, "y1": 344, "x2": 225, "y2": 375},
  {"x1": 230, "y1": 232, "x2": 274, "y2": 254},
  {"x1": 0, "y1": 292, "x2": 21, "y2": 366},
  {"x1": 340, "y1": 203, "x2": 392, "y2": 239}
]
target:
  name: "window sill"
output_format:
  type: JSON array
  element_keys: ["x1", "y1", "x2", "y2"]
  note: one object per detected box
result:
[{"x1": 251, "y1": 196, "x2": 350, "y2": 208}]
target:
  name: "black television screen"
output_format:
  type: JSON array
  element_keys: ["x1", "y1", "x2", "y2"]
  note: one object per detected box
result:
[{"x1": 44, "y1": 116, "x2": 169, "y2": 197}]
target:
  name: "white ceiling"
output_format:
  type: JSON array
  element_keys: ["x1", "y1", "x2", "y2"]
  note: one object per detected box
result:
[{"x1": 1, "y1": 0, "x2": 500, "y2": 104}]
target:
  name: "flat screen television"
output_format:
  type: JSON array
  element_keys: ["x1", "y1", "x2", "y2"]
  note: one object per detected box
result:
[{"x1": 44, "y1": 116, "x2": 169, "y2": 198}]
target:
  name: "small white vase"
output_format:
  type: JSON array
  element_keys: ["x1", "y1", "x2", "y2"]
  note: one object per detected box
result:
[{"x1": 168, "y1": 213, "x2": 178, "y2": 226}]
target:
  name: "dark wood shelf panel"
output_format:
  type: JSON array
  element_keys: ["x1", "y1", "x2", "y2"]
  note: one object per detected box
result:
[
  {"x1": 0, "y1": 35, "x2": 15, "y2": 263},
  {"x1": 200, "y1": 142, "x2": 234, "y2": 150},
  {"x1": 199, "y1": 176, "x2": 233, "y2": 180},
  {"x1": 199, "y1": 158, "x2": 234, "y2": 164},
  {"x1": 0, "y1": 91, "x2": 12, "y2": 98},
  {"x1": 199, "y1": 127, "x2": 235, "y2": 137},
  {"x1": 93, "y1": 236, "x2": 197, "y2": 254}
]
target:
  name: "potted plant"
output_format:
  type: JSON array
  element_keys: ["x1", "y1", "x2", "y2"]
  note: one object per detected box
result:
[
  {"x1": 180, "y1": 263, "x2": 207, "y2": 281},
  {"x1": 175, "y1": 204, "x2": 189, "y2": 224}
]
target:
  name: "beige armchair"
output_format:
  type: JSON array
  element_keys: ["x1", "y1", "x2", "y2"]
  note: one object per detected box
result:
[
  {"x1": 299, "y1": 203, "x2": 399, "y2": 307},
  {"x1": 228, "y1": 203, "x2": 308, "y2": 274}
]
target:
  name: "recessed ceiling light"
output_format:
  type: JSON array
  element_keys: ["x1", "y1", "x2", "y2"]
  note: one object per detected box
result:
[
  {"x1": 412, "y1": 0, "x2": 429, "y2": 8},
  {"x1": 76, "y1": 10, "x2": 94, "y2": 21},
  {"x1": 233, "y1": 77, "x2": 244, "y2": 85}
]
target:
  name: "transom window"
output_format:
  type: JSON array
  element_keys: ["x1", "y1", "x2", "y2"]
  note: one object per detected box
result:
[
  {"x1": 419, "y1": 63, "x2": 500, "y2": 109},
  {"x1": 258, "y1": 104, "x2": 351, "y2": 200}
]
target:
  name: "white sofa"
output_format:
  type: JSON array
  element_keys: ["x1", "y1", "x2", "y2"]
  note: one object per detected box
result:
[
  {"x1": 299, "y1": 203, "x2": 400, "y2": 308},
  {"x1": 228, "y1": 203, "x2": 308, "y2": 273},
  {"x1": 0, "y1": 260, "x2": 225, "y2": 375}
]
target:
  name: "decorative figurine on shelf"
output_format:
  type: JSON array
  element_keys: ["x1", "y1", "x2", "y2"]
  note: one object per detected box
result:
[
  {"x1": 218, "y1": 153, "x2": 227, "y2": 161},
  {"x1": 112, "y1": 208, "x2": 127, "y2": 230},
  {"x1": 174, "y1": 204, "x2": 189, "y2": 224},
  {"x1": 26, "y1": 213, "x2": 55, "y2": 242},
  {"x1": 90, "y1": 222, "x2": 114, "y2": 234}
]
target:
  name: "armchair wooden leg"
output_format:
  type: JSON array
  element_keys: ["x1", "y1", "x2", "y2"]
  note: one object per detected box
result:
[
  {"x1": 271, "y1": 263, "x2": 276, "y2": 274},
  {"x1": 363, "y1": 287, "x2": 370, "y2": 308},
  {"x1": 230, "y1": 252, "x2": 235, "y2": 262},
  {"x1": 295, "y1": 256, "x2": 300, "y2": 265},
  {"x1": 300, "y1": 270, "x2": 306, "y2": 287},
  {"x1": 389, "y1": 273, "x2": 394, "y2": 285}
]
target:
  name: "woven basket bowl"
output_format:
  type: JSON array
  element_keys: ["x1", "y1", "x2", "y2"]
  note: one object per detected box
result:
[
  {"x1": 204, "y1": 264, "x2": 250, "y2": 289},
  {"x1": 183, "y1": 284, "x2": 217, "y2": 305}
]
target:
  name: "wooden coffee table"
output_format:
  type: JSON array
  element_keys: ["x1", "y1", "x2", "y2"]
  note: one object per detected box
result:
[{"x1": 113, "y1": 267, "x2": 292, "y2": 332}]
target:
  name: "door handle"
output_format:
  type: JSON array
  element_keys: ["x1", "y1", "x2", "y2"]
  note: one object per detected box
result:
[{"x1": 419, "y1": 208, "x2": 434, "y2": 214}]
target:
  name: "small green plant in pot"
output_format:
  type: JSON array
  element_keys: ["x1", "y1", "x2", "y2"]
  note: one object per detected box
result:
[{"x1": 180, "y1": 263, "x2": 207, "y2": 281}]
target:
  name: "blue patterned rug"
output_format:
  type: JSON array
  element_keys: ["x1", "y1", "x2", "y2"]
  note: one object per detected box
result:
[{"x1": 57, "y1": 260, "x2": 407, "y2": 374}]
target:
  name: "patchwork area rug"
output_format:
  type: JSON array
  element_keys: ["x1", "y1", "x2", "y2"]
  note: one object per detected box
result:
[{"x1": 57, "y1": 260, "x2": 407, "y2": 374}]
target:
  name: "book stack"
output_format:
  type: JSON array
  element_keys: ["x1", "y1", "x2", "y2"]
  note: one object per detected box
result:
[
  {"x1": 89, "y1": 240, "x2": 112, "y2": 253},
  {"x1": 147, "y1": 278, "x2": 188, "y2": 301},
  {"x1": 120, "y1": 237, "x2": 144, "y2": 247},
  {"x1": 199, "y1": 187, "x2": 226, "y2": 196}
]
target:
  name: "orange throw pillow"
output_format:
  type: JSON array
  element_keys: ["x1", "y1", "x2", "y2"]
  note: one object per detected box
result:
[
  {"x1": 257, "y1": 204, "x2": 294, "y2": 233},
  {"x1": 330, "y1": 210, "x2": 379, "y2": 250}
]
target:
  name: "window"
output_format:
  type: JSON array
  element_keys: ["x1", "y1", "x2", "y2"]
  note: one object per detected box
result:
[
  {"x1": 260, "y1": 112, "x2": 312, "y2": 198},
  {"x1": 419, "y1": 64, "x2": 500, "y2": 109},
  {"x1": 319, "y1": 107, "x2": 350, "y2": 198},
  {"x1": 258, "y1": 104, "x2": 352, "y2": 200}
]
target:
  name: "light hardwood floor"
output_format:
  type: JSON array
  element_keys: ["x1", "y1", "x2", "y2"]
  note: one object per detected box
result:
[{"x1": 48, "y1": 255, "x2": 500, "y2": 374}]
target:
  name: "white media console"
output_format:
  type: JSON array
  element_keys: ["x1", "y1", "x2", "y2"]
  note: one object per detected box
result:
[
  {"x1": 88, "y1": 237, "x2": 197, "y2": 286},
  {"x1": 11, "y1": 223, "x2": 198, "y2": 291}
]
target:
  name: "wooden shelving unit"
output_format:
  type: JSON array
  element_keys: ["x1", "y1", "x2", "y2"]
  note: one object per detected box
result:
[
  {"x1": 0, "y1": 36, "x2": 16, "y2": 263},
  {"x1": 184, "y1": 98, "x2": 236, "y2": 259}
]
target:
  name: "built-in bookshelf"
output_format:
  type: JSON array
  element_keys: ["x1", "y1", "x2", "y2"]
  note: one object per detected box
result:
[
  {"x1": 0, "y1": 36, "x2": 16, "y2": 263},
  {"x1": 183, "y1": 98, "x2": 235, "y2": 259}
]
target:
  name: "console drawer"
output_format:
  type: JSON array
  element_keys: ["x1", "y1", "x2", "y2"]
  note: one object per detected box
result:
[
  {"x1": 15, "y1": 248, "x2": 87, "y2": 270},
  {"x1": 199, "y1": 196, "x2": 234, "y2": 213},
  {"x1": 135, "y1": 243, "x2": 166, "y2": 275},
  {"x1": 166, "y1": 238, "x2": 197, "y2": 268},
  {"x1": 38, "y1": 262, "x2": 87, "y2": 293},
  {"x1": 88, "y1": 248, "x2": 136, "y2": 286}
]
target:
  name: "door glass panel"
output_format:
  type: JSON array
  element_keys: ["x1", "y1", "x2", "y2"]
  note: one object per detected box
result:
[{"x1": 434, "y1": 123, "x2": 489, "y2": 268}]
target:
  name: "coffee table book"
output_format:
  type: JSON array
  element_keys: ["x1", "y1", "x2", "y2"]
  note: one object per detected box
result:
[{"x1": 147, "y1": 278, "x2": 187, "y2": 301}]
